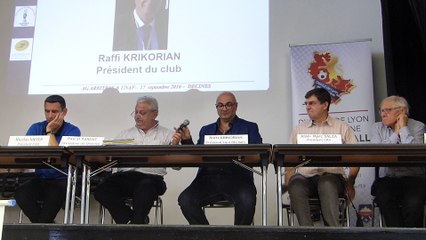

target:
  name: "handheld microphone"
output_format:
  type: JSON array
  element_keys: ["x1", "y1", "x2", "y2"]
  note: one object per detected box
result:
[{"x1": 177, "y1": 119, "x2": 190, "y2": 131}]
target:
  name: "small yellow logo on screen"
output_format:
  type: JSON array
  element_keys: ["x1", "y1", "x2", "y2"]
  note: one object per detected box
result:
[{"x1": 15, "y1": 40, "x2": 30, "y2": 51}]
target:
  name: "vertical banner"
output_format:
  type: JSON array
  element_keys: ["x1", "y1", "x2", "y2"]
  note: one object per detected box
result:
[{"x1": 290, "y1": 40, "x2": 376, "y2": 226}]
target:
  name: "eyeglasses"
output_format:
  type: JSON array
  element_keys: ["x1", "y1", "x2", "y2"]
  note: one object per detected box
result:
[
  {"x1": 130, "y1": 110, "x2": 155, "y2": 118},
  {"x1": 303, "y1": 101, "x2": 321, "y2": 106},
  {"x1": 380, "y1": 106, "x2": 401, "y2": 114},
  {"x1": 215, "y1": 102, "x2": 236, "y2": 110}
]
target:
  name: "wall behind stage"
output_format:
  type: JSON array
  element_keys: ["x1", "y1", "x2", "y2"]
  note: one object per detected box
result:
[{"x1": 0, "y1": 0, "x2": 386, "y2": 225}]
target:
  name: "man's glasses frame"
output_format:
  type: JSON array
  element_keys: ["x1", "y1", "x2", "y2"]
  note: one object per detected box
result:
[
  {"x1": 215, "y1": 102, "x2": 236, "y2": 110},
  {"x1": 379, "y1": 106, "x2": 402, "y2": 114}
]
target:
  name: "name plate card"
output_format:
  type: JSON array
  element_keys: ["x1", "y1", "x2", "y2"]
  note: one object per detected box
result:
[
  {"x1": 59, "y1": 136, "x2": 105, "y2": 146},
  {"x1": 8, "y1": 136, "x2": 50, "y2": 146},
  {"x1": 204, "y1": 135, "x2": 249, "y2": 144},
  {"x1": 297, "y1": 134, "x2": 342, "y2": 144}
]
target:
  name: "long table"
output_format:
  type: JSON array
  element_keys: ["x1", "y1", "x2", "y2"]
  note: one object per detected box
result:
[
  {"x1": 0, "y1": 146, "x2": 76, "y2": 224},
  {"x1": 69, "y1": 144, "x2": 272, "y2": 225},
  {"x1": 272, "y1": 143, "x2": 426, "y2": 226}
]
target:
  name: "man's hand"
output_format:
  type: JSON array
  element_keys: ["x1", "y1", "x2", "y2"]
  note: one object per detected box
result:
[
  {"x1": 46, "y1": 112, "x2": 64, "y2": 133},
  {"x1": 346, "y1": 181, "x2": 356, "y2": 200},
  {"x1": 171, "y1": 127, "x2": 192, "y2": 145},
  {"x1": 177, "y1": 127, "x2": 192, "y2": 141},
  {"x1": 170, "y1": 132, "x2": 182, "y2": 145},
  {"x1": 346, "y1": 167, "x2": 359, "y2": 200},
  {"x1": 396, "y1": 111, "x2": 408, "y2": 132}
]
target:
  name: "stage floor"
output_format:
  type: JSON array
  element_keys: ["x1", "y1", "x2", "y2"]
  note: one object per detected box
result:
[{"x1": 3, "y1": 224, "x2": 426, "y2": 240}]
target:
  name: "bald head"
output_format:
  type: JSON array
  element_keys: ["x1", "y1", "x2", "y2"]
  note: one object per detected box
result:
[{"x1": 216, "y1": 91, "x2": 236, "y2": 103}]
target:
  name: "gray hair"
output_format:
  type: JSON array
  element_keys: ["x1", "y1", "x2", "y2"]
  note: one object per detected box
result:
[
  {"x1": 380, "y1": 95, "x2": 410, "y2": 115},
  {"x1": 136, "y1": 96, "x2": 159, "y2": 112}
]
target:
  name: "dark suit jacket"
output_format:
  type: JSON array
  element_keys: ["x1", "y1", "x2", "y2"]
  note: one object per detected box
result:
[
  {"x1": 113, "y1": 6, "x2": 169, "y2": 51},
  {"x1": 196, "y1": 116, "x2": 263, "y2": 181}
]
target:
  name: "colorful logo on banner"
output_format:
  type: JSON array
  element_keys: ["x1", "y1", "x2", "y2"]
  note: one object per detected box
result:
[
  {"x1": 308, "y1": 51, "x2": 356, "y2": 104},
  {"x1": 358, "y1": 204, "x2": 373, "y2": 224}
]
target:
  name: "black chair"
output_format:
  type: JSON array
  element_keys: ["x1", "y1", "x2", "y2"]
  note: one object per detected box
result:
[
  {"x1": 98, "y1": 197, "x2": 164, "y2": 224},
  {"x1": 371, "y1": 199, "x2": 383, "y2": 227},
  {"x1": 202, "y1": 200, "x2": 234, "y2": 212},
  {"x1": 202, "y1": 199, "x2": 254, "y2": 225},
  {"x1": 0, "y1": 171, "x2": 35, "y2": 199},
  {"x1": 0, "y1": 171, "x2": 39, "y2": 223}
]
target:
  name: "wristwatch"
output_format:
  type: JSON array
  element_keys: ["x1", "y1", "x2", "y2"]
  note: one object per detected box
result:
[{"x1": 46, "y1": 130, "x2": 57, "y2": 135}]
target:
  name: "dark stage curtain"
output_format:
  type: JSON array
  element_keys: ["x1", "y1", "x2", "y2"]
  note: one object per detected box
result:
[{"x1": 381, "y1": 0, "x2": 426, "y2": 123}]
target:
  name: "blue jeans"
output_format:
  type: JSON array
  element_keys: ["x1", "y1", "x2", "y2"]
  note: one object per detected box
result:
[{"x1": 178, "y1": 172, "x2": 256, "y2": 225}]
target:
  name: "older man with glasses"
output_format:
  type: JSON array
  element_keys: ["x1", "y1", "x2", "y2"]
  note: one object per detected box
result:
[
  {"x1": 370, "y1": 95, "x2": 426, "y2": 227},
  {"x1": 94, "y1": 96, "x2": 183, "y2": 224},
  {"x1": 177, "y1": 91, "x2": 263, "y2": 225}
]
